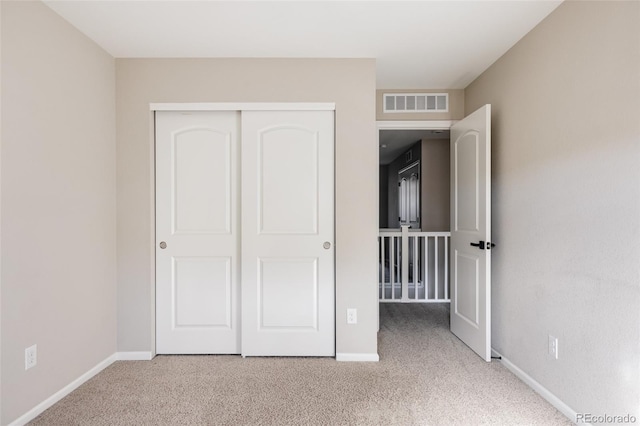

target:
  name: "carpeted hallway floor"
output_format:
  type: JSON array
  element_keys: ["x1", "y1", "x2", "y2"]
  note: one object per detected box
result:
[{"x1": 30, "y1": 303, "x2": 571, "y2": 425}]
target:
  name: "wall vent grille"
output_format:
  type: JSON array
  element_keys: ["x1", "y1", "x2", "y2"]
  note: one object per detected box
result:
[{"x1": 383, "y1": 93, "x2": 448, "y2": 113}]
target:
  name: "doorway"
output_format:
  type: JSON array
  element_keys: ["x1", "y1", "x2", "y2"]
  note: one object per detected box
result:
[
  {"x1": 378, "y1": 124, "x2": 451, "y2": 303},
  {"x1": 376, "y1": 105, "x2": 493, "y2": 362}
]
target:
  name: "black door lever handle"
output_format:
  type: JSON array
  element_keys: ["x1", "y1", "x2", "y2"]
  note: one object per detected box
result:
[{"x1": 470, "y1": 241, "x2": 485, "y2": 250}]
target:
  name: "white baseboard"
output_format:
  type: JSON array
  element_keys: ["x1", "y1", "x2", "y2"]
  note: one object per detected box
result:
[
  {"x1": 492, "y1": 349, "x2": 582, "y2": 425},
  {"x1": 116, "y1": 351, "x2": 154, "y2": 361},
  {"x1": 336, "y1": 352, "x2": 380, "y2": 362},
  {"x1": 8, "y1": 354, "x2": 117, "y2": 426}
]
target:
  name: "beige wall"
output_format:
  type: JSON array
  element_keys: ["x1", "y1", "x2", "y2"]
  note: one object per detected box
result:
[
  {"x1": 116, "y1": 59, "x2": 378, "y2": 356},
  {"x1": 376, "y1": 89, "x2": 464, "y2": 121},
  {"x1": 466, "y1": 1, "x2": 640, "y2": 417},
  {"x1": 1, "y1": 2, "x2": 117, "y2": 424},
  {"x1": 420, "y1": 139, "x2": 449, "y2": 232}
]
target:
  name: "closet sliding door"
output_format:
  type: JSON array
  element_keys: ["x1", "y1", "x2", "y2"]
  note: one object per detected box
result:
[
  {"x1": 155, "y1": 107, "x2": 334, "y2": 357},
  {"x1": 241, "y1": 111, "x2": 335, "y2": 357},
  {"x1": 155, "y1": 111, "x2": 240, "y2": 354}
]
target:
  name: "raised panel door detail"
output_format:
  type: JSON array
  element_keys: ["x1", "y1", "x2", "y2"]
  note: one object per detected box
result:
[
  {"x1": 259, "y1": 258, "x2": 318, "y2": 330},
  {"x1": 173, "y1": 257, "x2": 231, "y2": 328},
  {"x1": 454, "y1": 131, "x2": 479, "y2": 233},
  {"x1": 408, "y1": 174, "x2": 419, "y2": 223},
  {"x1": 156, "y1": 111, "x2": 239, "y2": 354},
  {"x1": 241, "y1": 110, "x2": 334, "y2": 357},
  {"x1": 453, "y1": 251, "x2": 479, "y2": 328},
  {"x1": 258, "y1": 126, "x2": 318, "y2": 235},
  {"x1": 449, "y1": 104, "x2": 491, "y2": 362},
  {"x1": 173, "y1": 128, "x2": 231, "y2": 234}
]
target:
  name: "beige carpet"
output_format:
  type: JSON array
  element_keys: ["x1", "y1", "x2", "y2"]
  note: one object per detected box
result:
[{"x1": 30, "y1": 303, "x2": 571, "y2": 425}]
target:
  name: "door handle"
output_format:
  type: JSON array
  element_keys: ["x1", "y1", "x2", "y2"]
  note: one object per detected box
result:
[
  {"x1": 470, "y1": 241, "x2": 496, "y2": 250},
  {"x1": 470, "y1": 241, "x2": 485, "y2": 250},
  {"x1": 159, "y1": 241, "x2": 167, "y2": 249},
  {"x1": 323, "y1": 242, "x2": 331, "y2": 249}
]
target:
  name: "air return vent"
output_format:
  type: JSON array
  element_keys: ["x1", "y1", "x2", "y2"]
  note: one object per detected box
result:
[{"x1": 383, "y1": 93, "x2": 448, "y2": 113}]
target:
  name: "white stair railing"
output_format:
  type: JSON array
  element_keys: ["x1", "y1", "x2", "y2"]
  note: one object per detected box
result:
[{"x1": 379, "y1": 225, "x2": 451, "y2": 303}]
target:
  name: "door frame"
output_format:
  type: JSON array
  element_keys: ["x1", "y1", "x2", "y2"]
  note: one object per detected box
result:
[
  {"x1": 376, "y1": 120, "x2": 455, "y2": 330},
  {"x1": 150, "y1": 102, "x2": 336, "y2": 357}
]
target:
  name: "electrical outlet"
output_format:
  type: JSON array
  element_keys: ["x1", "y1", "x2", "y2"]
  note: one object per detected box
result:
[
  {"x1": 25, "y1": 344, "x2": 37, "y2": 370},
  {"x1": 346, "y1": 308, "x2": 357, "y2": 324},
  {"x1": 548, "y1": 335, "x2": 558, "y2": 359}
]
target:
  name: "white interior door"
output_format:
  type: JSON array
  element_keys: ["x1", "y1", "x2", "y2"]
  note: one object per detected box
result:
[
  {"x1": 241, "y1": 110, "x2": 335, "y2": 357},
  {"x1": 398, "y1": 162, "x2": 420, "y2": 229},
  {"x1": 450, "y1": 104, "x2": 492, "y2": 361},
  {"x1": 156, "y1": 111, "x2": 240, "y2": 354}
]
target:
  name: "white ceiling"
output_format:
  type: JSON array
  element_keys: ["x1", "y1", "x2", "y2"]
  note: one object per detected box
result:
[{"x1": 43, "y1": 0, "x2": 562, "y2": 89}]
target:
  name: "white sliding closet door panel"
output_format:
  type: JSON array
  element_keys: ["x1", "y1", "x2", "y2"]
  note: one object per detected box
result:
[
  {"x1": 156, "y1": 111, "x2": 240, "y2": 354},
  {"x1": 241, "y1": 110, "x2": 335, "y2": 357}
]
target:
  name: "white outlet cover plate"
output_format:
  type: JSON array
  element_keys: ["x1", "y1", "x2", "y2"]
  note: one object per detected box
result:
[
  {"x1": 347, "y1": 308, "x2": 357, "y2": 324},
  {"x1": 548, "y1": 335, "x2": 558, "y2": 359},
  {"x1": 25, "y1": 344, "x2": 37, "y2": 370}
]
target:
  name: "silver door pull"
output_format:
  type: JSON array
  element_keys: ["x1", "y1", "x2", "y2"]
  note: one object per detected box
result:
[
  {"x1": 159, "y1": 241, "x2": 167, "y2": 249},
  {"x1": 323, "y1": 242, "x2": 331, "y2": 249}
]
